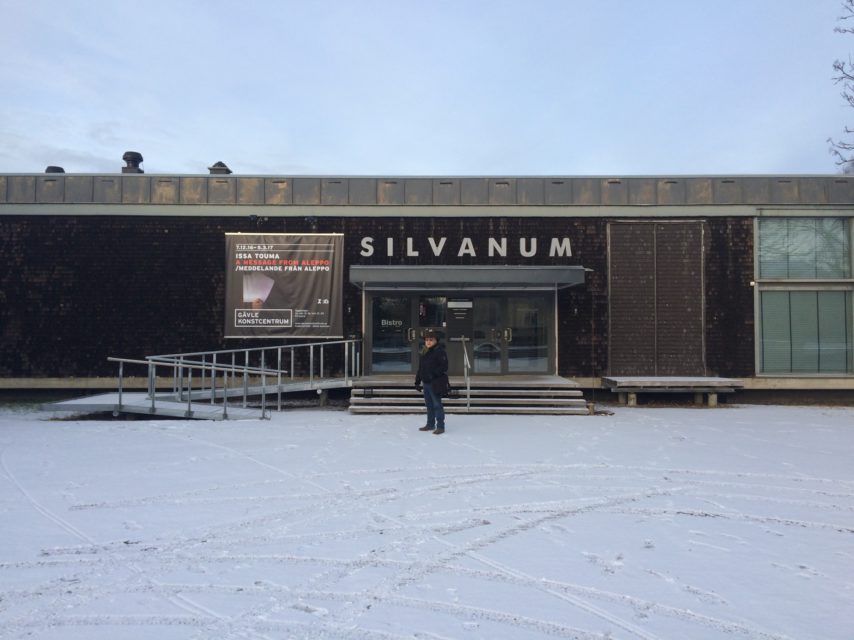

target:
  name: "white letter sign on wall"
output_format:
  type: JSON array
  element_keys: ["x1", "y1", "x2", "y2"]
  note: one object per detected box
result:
[
  {"x1": 428, "y1": 237, "x2": 446, "y2": 256},
  {"x1": 458, "y1": 238, "x2": 476, "y2": 257},
  {"x1": 406, "y1": 237, "x2": 419, "y2": 257},
  {"x1": 357, "y1": 234, "x2": 575, "y2": 262},
  {"x1": 549, "y1": 237, "x2": 572, "y2": 257},
  {"x1": 488, "y1": 237, "x2": 507, "y2": 257},
  {"x1": 520, "y1": 238, "x2": 537, "y2": 257}
]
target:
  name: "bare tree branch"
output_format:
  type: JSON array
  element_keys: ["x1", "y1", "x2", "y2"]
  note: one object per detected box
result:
[{"x1": 831, "y1": 1, "x2": 854, "y2": 170}]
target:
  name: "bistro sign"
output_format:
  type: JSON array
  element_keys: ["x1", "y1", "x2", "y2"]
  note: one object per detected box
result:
[{"x1": 359, "y1": 236, "x2": 572, "y2": 258}]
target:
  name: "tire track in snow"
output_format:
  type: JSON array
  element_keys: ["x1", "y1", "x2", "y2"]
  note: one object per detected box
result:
[
  {"x1": 63, "y1": 453, "x2": 850, "y2": 517},
  {"x1": 148, "y1": 431, "x2": 678, "y2": 639},
  {"x1": 8, "y1": 486, "x2": 800, "y2": 639},
  {"x1": 313, "y1": 487, "x2": 681, "y2": 640},
  {"x1": 685, "y1": 490, "x2": 854, "y2": 514},
  {"x1": 160, "y1": 429, "x2": 332, "y2": 493},
  {"x1": 610, "y1": 507, "x2": 854, "y2": 533},
  {"x1": 36, "y1": 515, "x2": 493, "y2": 563},
  {"x1": 26, "y1": 585, "x2": 614, "y2": 639},
  {"x1": 0, "y1": 444, "x2": 274, "y2": 640},
  {"x1": 434, "y1": 488, "x2": 678, "y2": 640},
  {"x1": 1, "y1": 446, "x2": 96, "y2": 544},
  {"x1": 307, "y1": 460, "x2": 854, "y2": 489},
  {"x1": 0, "y1": 557, "x2": 100, "y2": 570},
  {"x1": 116, "y1": 579, "x2": 794, "y2": 640},
  {"x1": 53, "y1": 458, "x2": 850, "y2": 584},
  {"x1": 9, "y1": 504, "x2": 820, "y2": 640},
  {"x1": 7, "y1": 428, "x2": 838, "y2": 640},
  {"x1": 14, "y1": 436, "x2": 678, "y2": 640},
  {"x1": 70, "y1": 484, "x2": 400, "y2": 511},
  {"x1": 1, "y1": 556, "x2": 795, "y2": 640},
  {"x1": 8, "y1": 613, "x2": 414, "y2": 639},
  {"x1": 435, "y1": 564, "x2": 790, "y2": 640}
]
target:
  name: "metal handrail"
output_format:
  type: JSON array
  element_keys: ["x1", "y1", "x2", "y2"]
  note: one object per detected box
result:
[
  {"x1": 461, "y1": 341, "x2": 472, "y2": 411},
  {"x1": 108, "y1": 356, "x2": 252, "y2": 419},
  {"x1": 108, "y1": 338, "x2": 362, "y2": 419},
  {"x1": 151, "y1": 339, "x2": 358, "y2": 360},
  {"x1": 148, "y1": 340, "x2": 359, "y2": 379}
]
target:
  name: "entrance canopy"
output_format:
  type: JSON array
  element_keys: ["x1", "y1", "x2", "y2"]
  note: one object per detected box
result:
[{"x1": 350, "y1": 265, "x2": 586, "y2": 290}]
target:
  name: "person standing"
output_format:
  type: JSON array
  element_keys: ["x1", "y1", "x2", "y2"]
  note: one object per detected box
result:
[{"x1": 414, "y1": 330, "x2": 448, "y2": 435}]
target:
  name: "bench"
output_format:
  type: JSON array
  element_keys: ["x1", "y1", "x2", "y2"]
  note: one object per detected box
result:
[{"x1": 602, "y1": 376, "x2": 744, "y2": 407}]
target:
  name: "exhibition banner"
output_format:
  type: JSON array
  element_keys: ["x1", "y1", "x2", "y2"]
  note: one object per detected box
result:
[{"x1": 224, "y1": 233, "x2": 344, "y2": 338}]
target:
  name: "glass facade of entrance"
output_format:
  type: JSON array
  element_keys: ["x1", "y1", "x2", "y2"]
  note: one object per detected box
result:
[
  {"x1": 506, "y1": 296, "x2": 550, "y2": 373},
  {"x1": 370, "y1": 296, "x2": 411, "y2": 373},
  {"x1": 367, "y1": 293, "x2": 554, "y2": 376}
]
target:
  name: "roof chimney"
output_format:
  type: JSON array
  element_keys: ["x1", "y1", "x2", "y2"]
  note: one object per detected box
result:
[
  {"x1": 45, "y1": 166, "x2": 65, "y2": 173},
  {"x1": 122, "y1": 151, "x2": 144, "y2": 174},
  {"x1": 208, "y1": 161, "x2": 232, "y2": 175}
]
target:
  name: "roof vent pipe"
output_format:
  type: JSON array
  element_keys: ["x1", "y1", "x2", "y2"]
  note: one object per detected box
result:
[
  {"x1": 122, "y1": 151, "x2": 144, "y2": 174},
  {"x1": 45, "y1": 166, "x2": 65, "y2": 173},
  {"x1": 208, "y1": 161, "x2": 232, "y2": 175}
]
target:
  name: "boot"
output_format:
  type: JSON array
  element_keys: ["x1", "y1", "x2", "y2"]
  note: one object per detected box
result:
[
  {"x1": 433, "y1": 427, "x2": 445, "y2": 435},
  {"x1": 418, "y1": 425, "x2": 433, "y2": 431}
]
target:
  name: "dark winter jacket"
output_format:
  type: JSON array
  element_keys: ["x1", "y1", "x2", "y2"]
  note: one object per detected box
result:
[{"x1": 415, "y1": 343, "x2": 448, "y2": 386}]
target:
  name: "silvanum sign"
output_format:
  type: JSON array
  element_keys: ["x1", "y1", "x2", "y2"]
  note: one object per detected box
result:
[{"x1": 359, "y1": 236, "x2": 573, "y2": 258}]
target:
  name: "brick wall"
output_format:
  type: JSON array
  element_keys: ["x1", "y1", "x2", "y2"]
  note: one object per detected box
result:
[
  {"x1": 704, "y1": 217, "x2": 755, "y2": 377},
  {"x1": 0, "y1": 215, "x2": 754, "y2": 379}
]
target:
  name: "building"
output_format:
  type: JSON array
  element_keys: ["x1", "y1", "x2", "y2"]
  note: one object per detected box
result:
[{"x1": 2, "y1": 157, "x2": 854, "y2": 397}]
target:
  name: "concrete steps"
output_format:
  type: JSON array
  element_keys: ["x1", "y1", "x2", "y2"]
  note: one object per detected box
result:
[{"x1": 349, "y1": 375, "x2": 591, "y2": 415}]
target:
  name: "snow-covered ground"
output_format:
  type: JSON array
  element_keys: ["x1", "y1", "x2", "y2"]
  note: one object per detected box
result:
[{"x1": 1, "y1": 403, "x2": 853, "y2": 640}]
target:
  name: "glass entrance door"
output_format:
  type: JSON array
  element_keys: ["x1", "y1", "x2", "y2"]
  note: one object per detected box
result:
[
  {"x1": 370, "y1": 296, "x2": 414, "y2": 373},
  {"x1": 472, "y1": 297, "x2": 502, "y2": 373},
  {"x1": 418, "y1": 296, "x2": 447, "y2": 341},
  {"x1": 506, "y1": 296, "x2": 550, "y2": 373},
  {"x1": 367, "y1": 295, "x2": 454, "y2": 375},
  {"x1": 366, "y1": 293, "x2": 554, "y2": 375},
  {"x1": 470, "y1": 295, "x2": 552, "y2": 374}
]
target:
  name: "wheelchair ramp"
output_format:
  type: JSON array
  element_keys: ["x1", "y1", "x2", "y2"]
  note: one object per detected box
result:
[
  {"x1": 47, "y1": 392, "x2": 263, "y2": 421},
  {"x1": 73, "y1": 338, "x2": 363, "y2": 420}
]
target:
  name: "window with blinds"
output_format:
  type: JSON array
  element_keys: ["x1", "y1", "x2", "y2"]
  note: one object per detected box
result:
[
  {"x1": 757, "y1": 217, "x2": 853, "y2": 374},
  {"x1": 759, "y1": 218, "x2": 849, "y2": 279},
  {"x1": 760, "y1": 291, "x2": 852, "y2": 373}
]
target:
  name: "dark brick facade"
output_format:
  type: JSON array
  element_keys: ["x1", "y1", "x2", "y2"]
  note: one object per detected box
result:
[
  {"x1": 704, "y1": 217, "x2": 755, "y2": 377},
  {"x1": 0, "y1": 214, "x2": 754, "y2": 380}
]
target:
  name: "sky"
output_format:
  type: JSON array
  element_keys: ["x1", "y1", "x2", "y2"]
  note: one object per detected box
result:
[{"x1": 0, "y1": 0, "x2": 850, "y2": 176}]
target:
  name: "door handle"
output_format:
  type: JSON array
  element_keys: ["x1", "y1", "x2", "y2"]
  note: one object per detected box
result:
[
  {"x1": 407, "y1": 328, "x2": 416, "y2": 342},
  {"x1": 504, "y1": 327, "x2": 513, "y2": 343}
]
